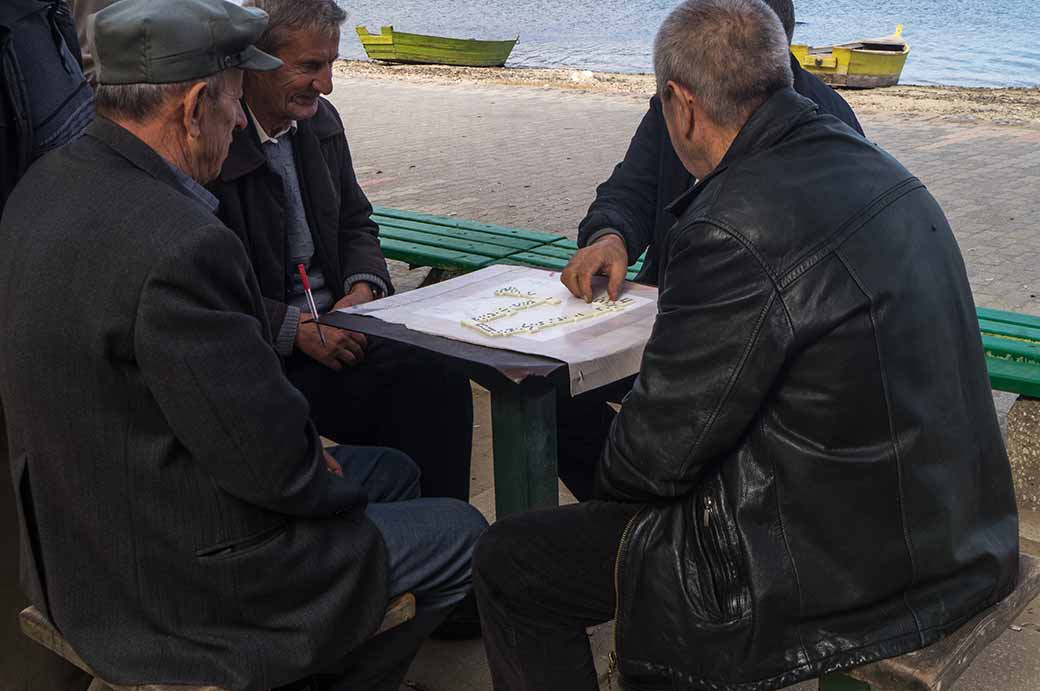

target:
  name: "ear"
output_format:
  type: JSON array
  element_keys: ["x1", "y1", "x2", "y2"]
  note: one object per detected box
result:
[
  {"x1": 666, "y1": 80, "x2": 697, "y2": 140},
  {"x1": 181, "y1": 81, "x2": 210, "y2": 140}
]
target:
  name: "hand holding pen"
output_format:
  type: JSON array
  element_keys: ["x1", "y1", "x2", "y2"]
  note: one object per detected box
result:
[{"x1": 297, "y1": 263, "x2": 326, "y2": 346}]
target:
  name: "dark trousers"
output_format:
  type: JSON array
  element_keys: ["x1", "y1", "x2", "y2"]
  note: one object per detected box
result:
[
  {"x1": 287, "y1": 337, "x2": 474, "y2": 501},
  {"x1": 473, "y1": 501, "x2": 643, "y2": 691},
  {"x1": 555, "y1": 376, "x2": 635, "y2": 501}
]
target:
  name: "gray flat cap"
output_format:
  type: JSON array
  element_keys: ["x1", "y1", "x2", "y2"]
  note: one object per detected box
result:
[{"x1": 91, "y1": 0, "x2": 283, "y2": 85}]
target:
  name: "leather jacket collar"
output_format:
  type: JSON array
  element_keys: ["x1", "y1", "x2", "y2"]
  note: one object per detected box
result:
[{"x1": 666, "y1": 87, "x2": 819, "y2": 217}]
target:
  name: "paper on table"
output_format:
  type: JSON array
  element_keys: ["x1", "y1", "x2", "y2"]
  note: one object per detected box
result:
[{"x1": 336, "y1": 265, "x2": 659, "y2": 395}]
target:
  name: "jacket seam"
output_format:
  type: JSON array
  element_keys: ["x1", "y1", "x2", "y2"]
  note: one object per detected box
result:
[
  {"x1": 682, "y1": 296, "x2": 779, "y2": 475},
  {"x1": 762, "y1": 414, "x2": 812, "y2": 667},
  {"x1": 664, "y1": 221, "x2": 790, "y2": 477},
  {"x1": 779, "y1": 178, "x2": 924, "y2": 290},
  {"x1": 834, "y1": 250, "x2": 925, "y2": 645}
]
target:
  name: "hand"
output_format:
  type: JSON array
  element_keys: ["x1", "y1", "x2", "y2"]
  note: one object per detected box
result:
[
  {"x1": 323, "y1": 449, "x2": 344, "y2": 477},
  {"x1": 294, "y1": 311, "x2": 367, "y2": 370},
  {"x1": 333, "y1": 282, "x2": 376, "y2": 311},
  {"x1": 561, "y1": 233, "x2": 628, "y2": 302}
]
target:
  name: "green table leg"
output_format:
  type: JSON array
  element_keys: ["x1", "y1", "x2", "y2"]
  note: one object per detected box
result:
[
  {"x1": 490, "y1": 377, "x2": 559, "y2": 519},
  {"x1": 818, "y1": 673, "x2": 872, "y2": 691}
]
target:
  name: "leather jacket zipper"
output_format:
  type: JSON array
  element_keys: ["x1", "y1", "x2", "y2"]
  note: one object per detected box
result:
[
  {"x1": 608, "y1": 509, "x2": 642, "y2": 688},
  {"x1": 702, "y1": 487, "x2": 746, "y2": 620}
]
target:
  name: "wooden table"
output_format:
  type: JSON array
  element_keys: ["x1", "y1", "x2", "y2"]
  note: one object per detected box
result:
[{"x1": 321, "y1": 312, "x2": 574, "y2": 518}]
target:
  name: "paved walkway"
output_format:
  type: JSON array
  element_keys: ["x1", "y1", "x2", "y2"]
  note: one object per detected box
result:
[
  {"x1": 331, "y1": 76, "x2": 1040, "y2": 317},
  {"x1": 325, "y1": 76, "x2": 1040, "y2": 691}
]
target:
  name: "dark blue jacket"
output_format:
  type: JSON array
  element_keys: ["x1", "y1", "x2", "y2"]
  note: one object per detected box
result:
[
  {"x1": 0, "y1": 0, "x2": 86, "y2": 213},
  {"x1": 578, "y1": 56, "x2": 863, "y2": 284}
]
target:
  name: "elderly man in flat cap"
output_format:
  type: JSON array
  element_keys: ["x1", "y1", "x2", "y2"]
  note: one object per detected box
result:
[{"x1": 0, "y1": 1, "x2": 486, "y2": 689}]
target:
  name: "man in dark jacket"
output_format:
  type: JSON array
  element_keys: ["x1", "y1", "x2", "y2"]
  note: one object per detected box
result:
[
  {"x1": 473, "y1": 1, "x2": 1018, "y2": 689},
  {"x1": 0, "y1": 2, "x2": 94, "y2": 688},
  {"x1": 556, "y1": 0, "x2": 863, "y2": 500},
  {"x1": 0, "y1": 1, "x2": 486, "y2": 688},
  {"x1": 211, "y1": 0, "x2": 474, "y2": 502}
]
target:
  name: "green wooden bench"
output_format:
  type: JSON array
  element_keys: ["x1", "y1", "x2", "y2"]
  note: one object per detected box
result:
[
  {"x1": 373, "y1": 206, "x2": 643, "y2": 282},
  {"x1": 978, "y1": 307, "x2": 1040, "y2": 398},
  {"x1": 374, "y1": 206, "x2": 1040, "y2": 396}
]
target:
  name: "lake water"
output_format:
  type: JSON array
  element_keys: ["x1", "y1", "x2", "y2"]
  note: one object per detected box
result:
[{"x1": 337, "y1": 0, "x2": 1040, "y2": 88}]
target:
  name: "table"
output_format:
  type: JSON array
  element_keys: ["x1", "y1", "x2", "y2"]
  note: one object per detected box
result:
[{"x1": 320, "y1": 312, "x2": 573, "y2": 518}]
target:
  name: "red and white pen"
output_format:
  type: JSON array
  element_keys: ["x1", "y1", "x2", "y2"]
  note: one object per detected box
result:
[{"x1": 296, "y1": 263, "x2": 326, "y2": 346}]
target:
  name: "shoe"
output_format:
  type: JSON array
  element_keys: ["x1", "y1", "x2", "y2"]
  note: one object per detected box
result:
[{"x1": 430, "y1": 592, "x2": 482, "y2": 640}]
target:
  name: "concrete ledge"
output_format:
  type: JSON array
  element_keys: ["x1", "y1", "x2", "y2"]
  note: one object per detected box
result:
[{"x1": 1009, "y1": 397, "x2": 1040, "y2": 512}]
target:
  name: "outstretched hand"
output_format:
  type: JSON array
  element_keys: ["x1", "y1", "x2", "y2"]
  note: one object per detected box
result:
[{"x1": 561, "y1": 233, "x2": 629, "y2": 302}]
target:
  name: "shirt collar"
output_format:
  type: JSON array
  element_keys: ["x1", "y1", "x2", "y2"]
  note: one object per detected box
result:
[
  {"x1": 164, "y1": 160, "x2": 219, "y2": 213},
  {"x1": 247, "y1": 104, "x2": 297, "y2": 144}
]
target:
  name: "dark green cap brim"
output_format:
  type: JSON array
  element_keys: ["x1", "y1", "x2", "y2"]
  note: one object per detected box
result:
[{"x1": 237, "y1": 45, "x2": 282, "y2": 72}]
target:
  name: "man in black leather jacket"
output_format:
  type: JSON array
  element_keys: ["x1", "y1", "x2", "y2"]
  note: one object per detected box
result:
[
  {"x1": 473, "y1": 1, "x2": 1018, "y2": 689},
  {"x1": 556, "y1": 0, "x2": 863, "y2": 499}
]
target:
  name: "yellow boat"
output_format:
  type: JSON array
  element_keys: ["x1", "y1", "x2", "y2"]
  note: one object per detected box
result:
[{"x1": 791, "y1": 25, "x2": 910, "y2": 88}]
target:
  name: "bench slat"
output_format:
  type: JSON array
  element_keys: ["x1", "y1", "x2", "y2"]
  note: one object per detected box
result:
[
  {"x1": 374, "y1": 217, "x2": 545, "y2": 251},
  {"x1": 979, "y1": 319, "x2": 1040, "y2": 346},
  {"x1": 982, "y1": 335, "x2": 1040, "y2": 366},
  {"x1": 977, "y1": 307, "x2": 1040, "y2": 331},
  {"x1": 378, "y1": 227, "x2": 519, "y2": 260},
  {"x1": 985, "y1": 357, "x2": 1040, "y2": 398},
  {"x1": 847, "y1": 553, "x2": 1040, "y2": 691},
  {"x1": 373, "y1": 206, "x2": 559, "y2": 243},
  {"x1": 379, "y1": 237, "x2": 492, "y2": 270}
]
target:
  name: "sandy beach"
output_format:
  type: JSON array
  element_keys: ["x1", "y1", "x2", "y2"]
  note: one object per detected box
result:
[{"x1": 335, "y1": 59, "x2": 1040, "y2": 127}]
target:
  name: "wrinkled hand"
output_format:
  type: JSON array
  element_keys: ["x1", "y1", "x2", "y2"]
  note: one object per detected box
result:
[
  {"x1": 561, "y1": 233, "x2": 628, "y2": 302},
  {"x1": 295, "y1": 311, "x2": 367, "y2": 370},
  {"x1": 332, "y1": 282, "x2": 376, "y2": 312},
  {"x1": 323, "y1": 449, "x2": 344, "y2": 477}
]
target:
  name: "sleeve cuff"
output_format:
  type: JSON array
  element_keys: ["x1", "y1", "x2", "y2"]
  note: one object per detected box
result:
[
  {"x1": 583, "y1": 228, "x2": 631, "y2": 262},
  {"x1": 344, "y1": 273, "x2": 389, "y2": 298},
  {"x1": 276, "y1": 305, "x2": 301, "y2": 357}
]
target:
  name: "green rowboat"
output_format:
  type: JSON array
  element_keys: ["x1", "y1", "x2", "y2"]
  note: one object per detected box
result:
[{"x1": 356, "y1": 25, "x2": 518, "y2": 67}]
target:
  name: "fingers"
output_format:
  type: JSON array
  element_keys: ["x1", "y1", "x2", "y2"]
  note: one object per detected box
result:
[
  {"x1": 606, "y1": 257, "x2": 626, "y2": 302},
  {"x1": 560, "y1": 259, "x2": 583, "y2": 300},
  {"x1": 345, "y1": 330, "x2": 367, "y2": 349},
  {"x1": 577, "y1": 263, "x2": 594, "y2": 303},
  {"x1": 328, "y1": 331, "x2": 364, "y2": 367},
  {"x1": 562, "y1": 247, "x2": 599, "y2": 302}
]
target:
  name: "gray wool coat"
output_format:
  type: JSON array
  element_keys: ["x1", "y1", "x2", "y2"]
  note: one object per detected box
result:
[{"x1": 0, "y1": 118, "x2": 389, "y2": 690}]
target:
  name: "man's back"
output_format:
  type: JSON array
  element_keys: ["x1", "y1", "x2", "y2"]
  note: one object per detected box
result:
[
  {"x1": 0, "y1": 119, "x2": 388, "y2": 690},
  {"x1": 600, "y1": 87, "x2": 1018, "y2": 689}
]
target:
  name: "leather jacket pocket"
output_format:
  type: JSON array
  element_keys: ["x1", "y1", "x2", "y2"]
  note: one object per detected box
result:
[
  {"x1": 196, "y1": 523, "x2": 288, "y2": 561},
  {"x1": 695, "y1": 475, "x2": 751, "y2": 623}
]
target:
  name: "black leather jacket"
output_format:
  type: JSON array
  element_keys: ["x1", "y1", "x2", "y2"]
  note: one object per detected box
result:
[{"x1": 597, "y1": 88, "x2": 1019, "y2": 690}]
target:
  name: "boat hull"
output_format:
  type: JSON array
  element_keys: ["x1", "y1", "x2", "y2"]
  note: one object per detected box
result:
[
  {"x1": 357, "y1": 26, "x2": 517, "y2": 68},
  {"x1": 792, "y1": 25, "x2": 909, "y2": 89}
]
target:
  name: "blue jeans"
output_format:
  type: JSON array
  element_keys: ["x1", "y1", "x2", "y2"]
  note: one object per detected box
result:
[{"x1": 318, "y1": 445, "x2": 488, "y2": 691}]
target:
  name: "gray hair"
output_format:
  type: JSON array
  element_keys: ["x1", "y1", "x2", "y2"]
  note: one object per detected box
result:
[
  {"x1": 763, "y1": 0, "x2": 796, "y2": 43},
  {"x1": 244, "y1": 0, "x2": 347, "y2": 54},
  {"x1": 94, "y1": 72, "x2": 226, "y2": 122},
  {"x1": 653, "y1": 0, "x2": 793, "y2": 126}
]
